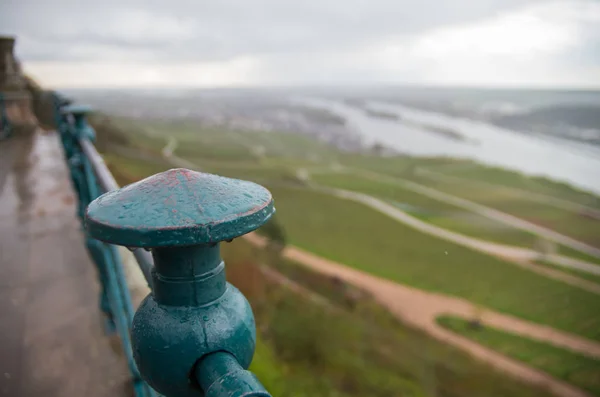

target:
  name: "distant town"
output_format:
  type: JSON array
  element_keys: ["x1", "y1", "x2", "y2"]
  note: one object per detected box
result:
[{"x1": 70, "y1": 91, "x2": 370, "y2": 153}]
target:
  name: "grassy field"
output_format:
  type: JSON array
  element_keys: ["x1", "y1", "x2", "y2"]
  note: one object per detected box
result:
[
  {"x1": 311, "y1": 171, "x2": 600, "y2": 265},
  {"x1": 405, "y1": 172, "x2": 600, "y2": 249},
  {"x1": 104, "y1": 151, "x2": 302, "y2": 189},
  {"x1": 338, "y1": 153, "x2": 461, "y2": 178},
  {"x1": 437, "y1": 315, "x2": 600, "y2": 396},
  {"x1": 345, "y1": 153, "x2": 600, "y2": 211},
  {"x1": 558, "y1": 246, "x2": 600, "y2": 265},
  {"x1": 266, "y1": 184, "x2": 600, "y2": 340},
  {"x1": 421, "y1": 162, "x2": 600, "y2": 210},
  {"x1": 222, "y1": 239, "x2": 554, "y2": 397},
  {"x1": 534, "y1": 260, "x2": 600, "y2": 285},
  {"x1": 322, "y1": 148, "x2": 600, "y2": 251},
  {"x1": 311, "y1": 172, "x2": 539, "y2": 248},
  {"x1": 102, "y1": 153, "x2": 171, "y2": 181},
  {"x1": 106, "y1": 117, "x2": 341, "y2": 163}
]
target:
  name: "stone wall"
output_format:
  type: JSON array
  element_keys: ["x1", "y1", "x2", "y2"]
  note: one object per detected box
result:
[
  {"x1": 0, "y1": 36, "x2": 26, "y2": 91},
  {"x1": 1, "y1": 36, "x2": 37, "y2": 133}
]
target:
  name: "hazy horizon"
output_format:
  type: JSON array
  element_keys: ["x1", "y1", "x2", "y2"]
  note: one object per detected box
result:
[
  {"x1": 56, "y1": 84, "x2": 600, "y2": 92},
  {"x1": 3, "y1": 0, "x2": 600, "y2": 89}
]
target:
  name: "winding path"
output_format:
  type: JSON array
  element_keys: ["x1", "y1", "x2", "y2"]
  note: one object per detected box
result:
[
  {"x1": 243, "y1": 233, "x2": 598, "y2": 397},
  {"x1": 353, "y1": 169, "x2": 600, "y2": 259},
  {"x1": 308, "y1": 185, "x2": 600, "y2": 294}
]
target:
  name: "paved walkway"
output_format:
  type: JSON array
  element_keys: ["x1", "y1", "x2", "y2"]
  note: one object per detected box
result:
[{"x1": 0, "y1": 131, "x2": 131, "y2": 397}]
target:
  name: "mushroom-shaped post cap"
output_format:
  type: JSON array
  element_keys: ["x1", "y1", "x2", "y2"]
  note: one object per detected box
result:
[
  {"x1": 85, "y1": 168, "x2": 275, "y2": 248},
  {"x1": 61, "y1": 104, "x2": 92, "y2": 115}
]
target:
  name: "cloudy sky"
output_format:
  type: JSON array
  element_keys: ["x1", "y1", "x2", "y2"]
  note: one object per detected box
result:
[{"x1": 1, "y1": 0, "x2": 599, "y2": 88}]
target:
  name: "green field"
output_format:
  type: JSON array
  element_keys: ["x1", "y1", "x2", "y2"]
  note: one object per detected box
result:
[
  {"x1": 105, "y1": 117, "x2": 341, "y2": 163},
  {"x1": 105, "y1": 151, "x2": 302, "y2": 189},
  {"x1": 534, "y1": 260, "x2": 600, "y2": 285},
  {"x1": 558, "y1": 246, "x2": 600, "y2": 266},
  {"x1": 421, "y1": 162, "x2": 600, "y2": 210},
  {"x1": 405, "y1": 172, "x2": 600, "y2": 249},
  {"x1": 311, "y1": 171, "x2": 600, "y2": 265},
  {"x1": 266, "y1": 184, "x2": 600, "y2": 340},
  {"x1": 311, "y1": 172, "x2": 538, "y2": 248},
  {"x1": 338, "y1": 153, "x2": 461, "y2": 178},
  {"x1": 102, "y1": 153, "x2": 171, "y2": 182},
  {"x1": 437, "y1": 315, "x2": 600, "y2": 396}
]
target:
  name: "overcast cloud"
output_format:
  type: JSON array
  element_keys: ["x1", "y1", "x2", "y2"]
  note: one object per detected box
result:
[{"x1": 1, "y1": 0, "x2": 599, "y2": 88}]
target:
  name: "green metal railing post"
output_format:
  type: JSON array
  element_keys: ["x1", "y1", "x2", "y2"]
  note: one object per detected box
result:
[
  {"x1": 85, "y1": 168, "x2": 274, "y2": 397},
  {"x1": 66, "y1": 106, "x2": 111, "y2": 321},
  {"x1": 61, "y1": 105, "x2": 96, "y2": 219},
  {"x1": 55, "y1": 103, "x2": 110, "y2": 321},
  {"x1": 51, "y1": 92, "x2": 72, "y2": 150}
]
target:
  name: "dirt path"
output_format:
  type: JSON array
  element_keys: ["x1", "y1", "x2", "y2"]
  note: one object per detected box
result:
[{"x1": 244, "y1": 233, "x2": 598, "y2": 397}]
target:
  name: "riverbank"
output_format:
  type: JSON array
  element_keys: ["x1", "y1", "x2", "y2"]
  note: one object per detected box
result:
[{"x1": 295, "y1": 97, "x2": 600, "y2": 195}]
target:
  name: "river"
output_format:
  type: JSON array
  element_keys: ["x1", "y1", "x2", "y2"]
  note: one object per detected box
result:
[{"x1": 296, "y1": 97, "x2": 600, "y2": 195}]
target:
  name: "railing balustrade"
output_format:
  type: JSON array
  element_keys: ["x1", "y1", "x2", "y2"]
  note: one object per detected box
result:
[{"x1": 51, "y1": 91, "x2": 273, "y2": 397}]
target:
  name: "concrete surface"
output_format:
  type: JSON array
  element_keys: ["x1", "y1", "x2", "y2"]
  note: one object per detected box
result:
[{"x1": 0, "y1": 130, "x2": 132, "y2": 397}]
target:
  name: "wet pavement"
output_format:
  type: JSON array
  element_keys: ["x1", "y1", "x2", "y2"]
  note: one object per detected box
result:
[{"x1": 0, "y1": 131, "x2": 132, "y2": 397}]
